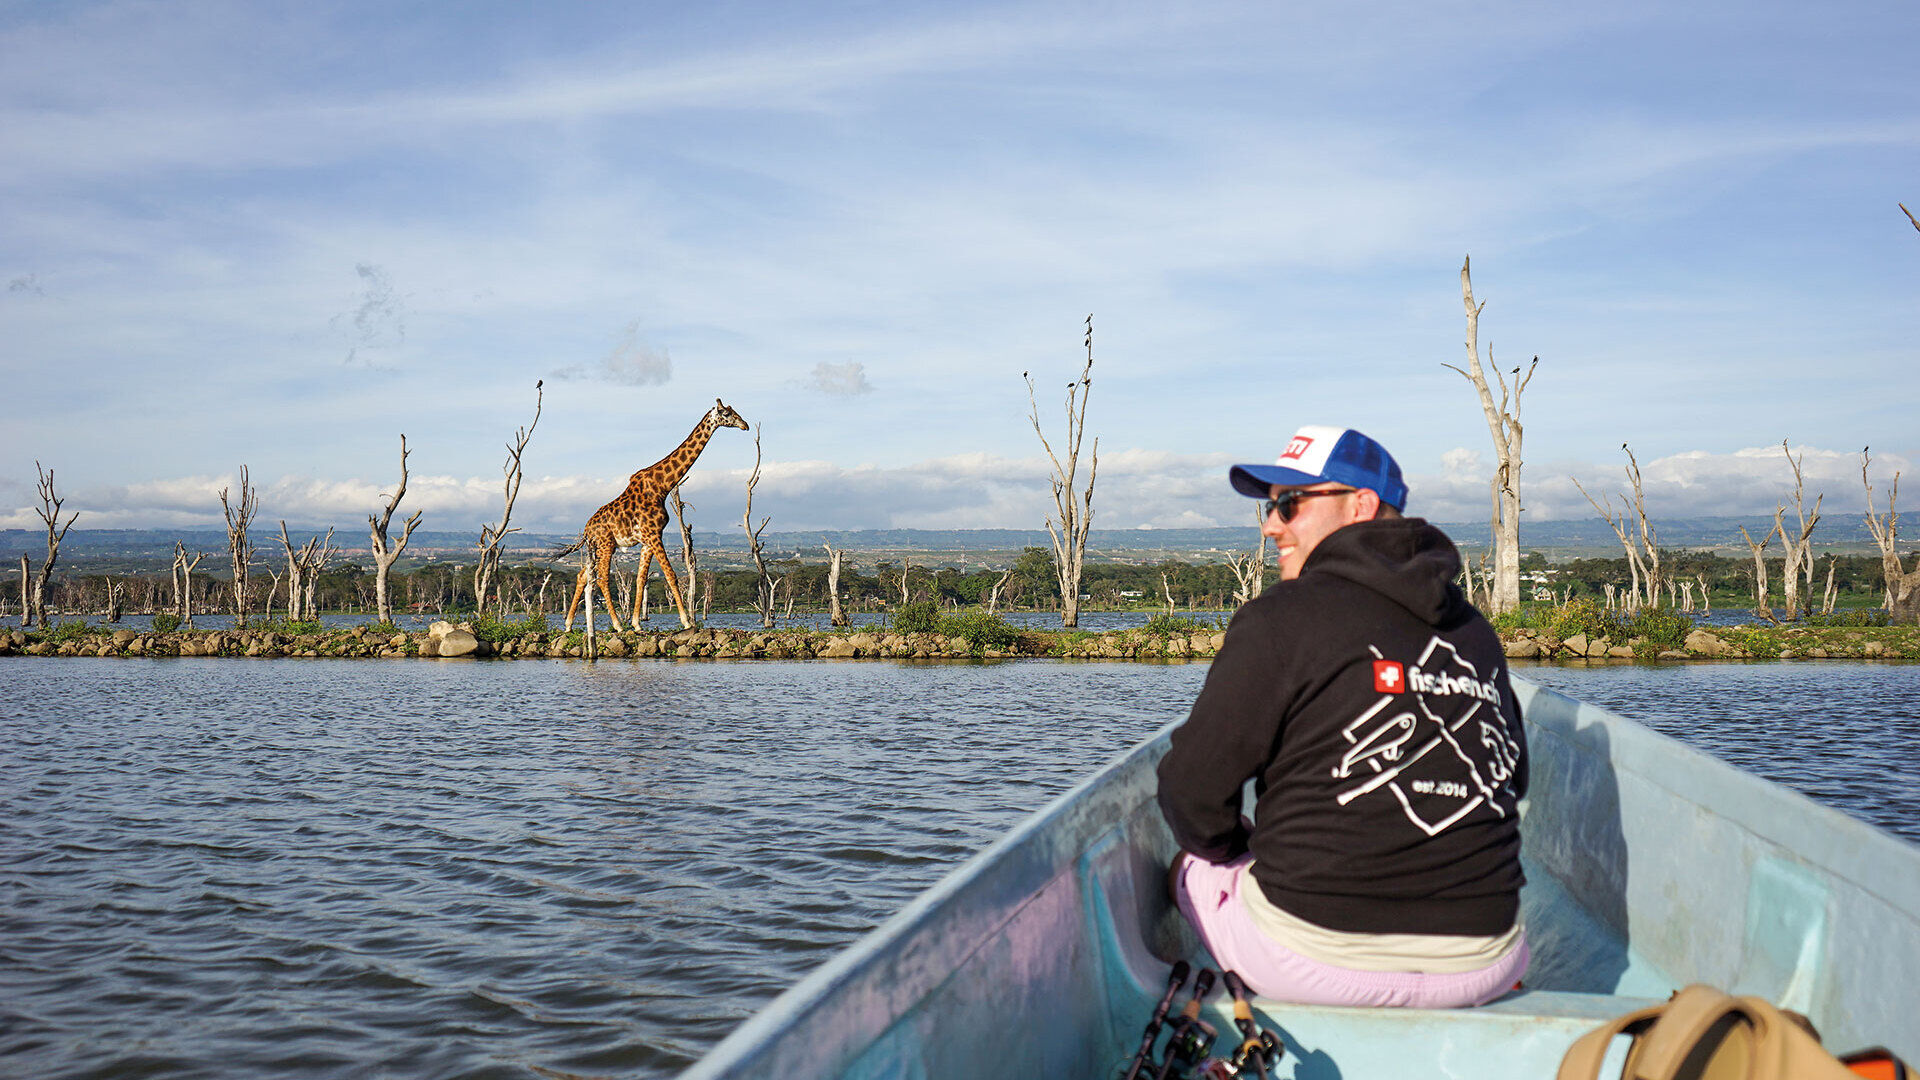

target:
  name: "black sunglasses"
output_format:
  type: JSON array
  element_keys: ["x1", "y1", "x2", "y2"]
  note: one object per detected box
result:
[{"x1": 1262, "y1": 488, "x2": 1356, "y2": 523}]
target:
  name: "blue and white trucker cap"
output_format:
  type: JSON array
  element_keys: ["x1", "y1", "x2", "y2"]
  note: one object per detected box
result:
[{"x1": 1228, "y1": 426, "x2": 1409, "y2": 511}]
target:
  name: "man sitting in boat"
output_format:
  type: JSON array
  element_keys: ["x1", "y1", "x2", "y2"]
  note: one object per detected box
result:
[{"x1": 1156, "y1": 426, "x2": 1528, "y2": 1008}]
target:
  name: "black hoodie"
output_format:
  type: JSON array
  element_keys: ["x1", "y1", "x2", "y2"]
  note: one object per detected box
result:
[{"x1": 1156, "y1": 517, "x2": 1527, "y2": 937}]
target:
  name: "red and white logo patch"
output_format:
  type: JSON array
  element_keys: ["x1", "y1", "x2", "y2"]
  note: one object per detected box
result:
[
  {"x1": 1281, "y1": 435, "x2": 1314, "y2": 461},
  {"x1": 1373, "y1": 660, "x2": 1405, "y2": 694}
]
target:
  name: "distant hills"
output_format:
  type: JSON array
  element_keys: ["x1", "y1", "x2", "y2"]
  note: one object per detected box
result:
[{"x1": 0, "y1": 516, "x2": 1896, "y2": 573}]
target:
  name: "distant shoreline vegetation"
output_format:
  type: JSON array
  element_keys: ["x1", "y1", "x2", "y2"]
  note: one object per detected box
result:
[
  {"x1": 0, "y1": 516, "x2": 1901, "y2": 564},
  {"x1": 4, "y1": 606, "x2": 1916, "y2": 662},
  {"x1": 0, "y1": 545, "x2": 1907, "y2": 624}
]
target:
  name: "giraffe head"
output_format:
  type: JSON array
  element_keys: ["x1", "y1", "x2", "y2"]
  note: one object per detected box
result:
[{"x1": 709, "y1": 398, "x2": 750, "y2": 431}]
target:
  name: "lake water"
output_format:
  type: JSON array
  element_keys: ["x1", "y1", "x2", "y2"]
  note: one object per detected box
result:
[{"x1": 3, "y1": 658, "x2": 1915, "y2": 1079}]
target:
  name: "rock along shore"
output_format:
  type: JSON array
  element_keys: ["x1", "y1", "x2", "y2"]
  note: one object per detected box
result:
[{"x1": 1, "y1": 620, "x2": 1915, "y2": 662}]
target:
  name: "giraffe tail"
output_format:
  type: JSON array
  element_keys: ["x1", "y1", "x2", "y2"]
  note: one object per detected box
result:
[{"x1": 549, "y1": 534, "x2": 591, "y2": 560}]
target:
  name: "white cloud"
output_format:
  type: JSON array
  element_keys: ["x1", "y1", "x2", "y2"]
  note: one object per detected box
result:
[
  {"x1": 1404, "y1": 444, "x2": 1914, "y2": 524},
  {"x1": 550, "y1": 320, "x2": 672, "y2": 385},
  {"x1": 805, "y1": 361, "x2": 872, "y2": 396},
  {"x1": 332, "y1": 262, "x2": 407, "y2": 366},
  {"x1": 5, "y1": 443, "x2": 1913, "y2": 536}
]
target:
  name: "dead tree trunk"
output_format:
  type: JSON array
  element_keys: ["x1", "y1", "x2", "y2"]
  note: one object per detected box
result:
[
  {"x1": 1774, "y1": 440, "x2": 1823, "y2": 620},
  {"x1": 277, "y1": 521, "x2": 335, "y2": 623},
  {"x1": 476, "y1": 381, "x2": 542, "y2": 618},
  {"x1": 671, "y1": 486, "x2": 700, "y2": 624},
  {"x1": 303, "y1": 529, "x2": 336, "y2": 620},
  {"x1": 1228, "y1": 507, "x2": 1268, "y2": 606},
  {"x1": 742, "y1": 426, "x2": 775, "y2": 629},
  {"x1": 984, "y1": 566, "x2": 1014, "y2": 615},
  {"x1": 30, "y1": 462, "x2": 79, "y2": 629},
  {"x1": 17, "y1": 555, "x2": 28, "y2": 628},
  {"x1": 105, "y1": 577, "x2": 123, "y2": 622},
  {"x1": 1863, "y1": 449, "x2": 1920, "y2": 623},
  {"x1": 1574, "y1": 476, "x2": 1646, "y2": 611},
  {"x1": 1623, "y1": 445, "x2": 1663, "y2": 608},
  {"x1": 1025, "y1": 314, "x2": 1100, "y2": 628},
  {"x1": 825, "y1": 544, "x2": 849, "y2": 627},
  {"x1": 370, "y1": 434, "x2": 424, "y2": 627},
  {"x1": 220, "y1": 465, "x2": 258, "y2": 628},
  {"x1": 1737, "y1": 520, "x2": 1781, "y2": 621},
  {"x1": 1445, "y1": 258, "x2": 1536, "y2": 615},
  {"x1": 1696, "y1": 573, "x2": 1712, "y2": 616},
  {"x1": 172, "y1": 542, "x2": 207, "y2": 626}
]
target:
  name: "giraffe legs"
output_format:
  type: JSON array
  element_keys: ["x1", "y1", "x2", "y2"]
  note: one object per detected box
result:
[
  {"x1": 631, "y1": 545, "x2": 654, "y2": 625},
  {"x1": 564, "y1": 539, "x2": 629, "y2": 633},
  {"x1": 647, "y1": 536, "x2": 696, "y2": 629}
]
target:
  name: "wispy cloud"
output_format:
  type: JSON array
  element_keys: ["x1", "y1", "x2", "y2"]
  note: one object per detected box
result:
[
  {"x1": 550, "y1": 320, "x2": 672, "y2": 385},
  {"x1": 332, "y1": 263, "x2": 406, "y2": 366},
  {"x1": 804, "y1": 361, "x2": 872, "y2": 396}
]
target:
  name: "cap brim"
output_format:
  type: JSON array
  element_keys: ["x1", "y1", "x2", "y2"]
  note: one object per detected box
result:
[{"x1": 1229, "y1": 464, "x2": 1323, "y2": 498}]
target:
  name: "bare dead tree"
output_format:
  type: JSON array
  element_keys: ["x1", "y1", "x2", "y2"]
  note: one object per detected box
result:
[
  {"x1": 303, "y1": 529, "x2": 337, "y2": 620},
  {"x1": 29, "y1": 462, "x2": 79, "y2": 628},
  {"x1": 171, "y1": 542, "x2": 208, "y2": 626},
  {"x1": 277, "y1": 522, "x2": 335, "y2": 622},
  {"x1": 1445, "y1": 258, "x2": 1536, "y2": 614},
  {"x1": 476, "y1": 381, "x2": 543, "y2": 618},
  {"x1": 824, "y1": 542, "x2": 850, "y2": 627},
  {"x1": 1736, "y1": 519, "x2": 1781, "y2": 622},
  {"x1": 219, "y1": 465, "x2": 259, "y2": 627},
  {"x1": 1904, "y1": 203, "x2": 1920, "y2": 234},
  {"x1": 1772, "y1": 440, "x2": 1823, "y2": 620},
  {"x1": 984, "y1": 566, "x2": 1015, "y2": 615},
  {"x1": 16, "y1": 555, "x2": 28, "y2": 628},
  {"x1": 898, "y1": 555, "x2": 912, "y2": 606},
  {"x1": 1820, "y1": 556, "x2": 1839, "y2": 616},
  {"x1": 1572, "y1": 444, "x2": 1662, "y2": 609},
  {"x1": 1623, "y1": 445, "x2": 1663, "y2": 608},
  {"x1": 370, "y1": 435, "x2": 424, "y2": 627},
  {"x1": 742, "y1": 426, "x2": 775, "y2": 629},
  {"x1": 1573, "y1": 478, "x2": 1645, "y2": 611},
  {"x1": 1025, "y1": 315, "x2": 1099, "y2": 628},
  {"x1": 1227, "y1": 506, "x2": 1268, "y2": 606},
  {"x1": 1696, "y1": 572, "x2": 1712, "y2": 616},
  {"x1": 104, "y1": 576, "x2": 123, "y2": 622},
  {"x1": 671, "y1": 486, "x2": 700, "y2": 624},
  {"x1": 1863, "y1": 447, "x2": 1920, "y2": 623}
]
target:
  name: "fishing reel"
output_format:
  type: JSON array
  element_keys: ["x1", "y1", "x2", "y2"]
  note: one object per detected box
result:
[
  {"x1": 1121, "y1": 966, "x2": 1284, "y2": 1080},
  {"x1": 1189, "y1": 971, "x2": 1285, "y2": 1080}
]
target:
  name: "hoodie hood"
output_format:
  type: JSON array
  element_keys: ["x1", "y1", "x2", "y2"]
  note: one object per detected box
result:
[{"x1": 1299, "y1": 517, "x2": 1473, "y2": 626}]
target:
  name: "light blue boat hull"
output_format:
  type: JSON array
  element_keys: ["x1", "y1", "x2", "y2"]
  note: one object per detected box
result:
[{"x1": 684, "y1": 677, "x2": 1920, "y2": 1077}]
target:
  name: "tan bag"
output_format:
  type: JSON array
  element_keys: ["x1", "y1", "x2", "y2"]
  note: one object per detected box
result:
[{"x1": 1557, "y1": 984, "x2": 1908, "y2": 1080}]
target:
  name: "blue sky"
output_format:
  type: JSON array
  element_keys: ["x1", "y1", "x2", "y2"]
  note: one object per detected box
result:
[{"x1": 3, "y1": 1, "x2": 1916, "y2": 538}]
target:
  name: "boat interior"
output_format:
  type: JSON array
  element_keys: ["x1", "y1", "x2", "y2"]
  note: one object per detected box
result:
[{"x1": 684, "y1": 678, "x2": 1920, "y2": 1079}]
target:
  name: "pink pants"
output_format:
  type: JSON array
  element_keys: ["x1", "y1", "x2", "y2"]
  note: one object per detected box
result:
[{"x1": 1172, "y1": 854, "x2": 1528, "y2": 1009}]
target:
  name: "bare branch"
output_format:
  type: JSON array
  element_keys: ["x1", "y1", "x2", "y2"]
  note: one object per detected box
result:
[{"x1": 1446, "y1": 258, "x2": 1533, "y2": 613}]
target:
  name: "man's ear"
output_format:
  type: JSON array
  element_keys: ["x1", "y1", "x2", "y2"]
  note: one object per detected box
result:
[{"x1": 1352, "y1": 488, "x2": 1383, "y2": 522}]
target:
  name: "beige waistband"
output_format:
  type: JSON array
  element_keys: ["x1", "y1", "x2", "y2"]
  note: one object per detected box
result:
[{"x1": 1237, "y1": 864, "x2": 1523, "y2": 974}]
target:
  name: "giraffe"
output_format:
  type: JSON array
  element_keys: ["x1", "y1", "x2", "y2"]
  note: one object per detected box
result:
[{"x1": 556, "y1": 399, "x2": 749, "y2": 631}]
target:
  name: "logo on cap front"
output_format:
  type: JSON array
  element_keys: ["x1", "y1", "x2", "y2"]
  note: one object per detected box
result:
[{"x1": 1281, "y1": 436, "x2": 1314, "y2": 461}]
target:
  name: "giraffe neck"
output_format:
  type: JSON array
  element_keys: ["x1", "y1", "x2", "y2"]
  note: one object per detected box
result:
[{"x1": 641, "y1": 413, "x2": 721, "y2": 488}]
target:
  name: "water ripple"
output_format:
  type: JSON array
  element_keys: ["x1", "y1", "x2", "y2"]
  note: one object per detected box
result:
[
  {"x1": 1, "y1": 658, "x2": 1205, "y2": 1079},
  {"x1": 5, "y1": 658, "x2": 1911, "y2": 1078}
]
